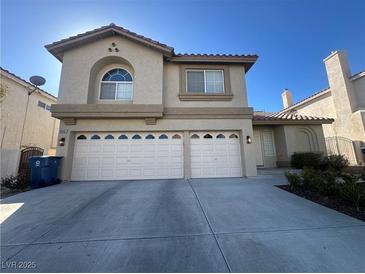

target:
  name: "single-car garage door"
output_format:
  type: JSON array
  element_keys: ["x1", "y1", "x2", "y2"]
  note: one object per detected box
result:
[
  {"x1": 71, "y1": 132, "x2": 183, "y2": 181},
  {"x1": 190, "y1": 132, "x2": 242, "y2": 178}
]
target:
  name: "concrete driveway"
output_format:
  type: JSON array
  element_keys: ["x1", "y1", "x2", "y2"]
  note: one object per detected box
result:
[{"x1": 1, "y1": 172, "x2": 365, "y2": 272}]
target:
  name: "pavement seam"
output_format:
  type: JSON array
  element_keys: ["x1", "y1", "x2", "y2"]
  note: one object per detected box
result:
[
  {"x1": 187, "y1": 179, "x2": 232, "y2": 273},
  {"x1": 215, "y1": 223, "x2": 365, "y2": 236},
  {"x1": 2, "y1": 182, "x2": 127, "y2": 262},
  {"x1": 3, "y1": 223, "x2": 364, "y2": 248},
  {"x1": 1, "y1": 233, "x2": 214, "y2": 247}
]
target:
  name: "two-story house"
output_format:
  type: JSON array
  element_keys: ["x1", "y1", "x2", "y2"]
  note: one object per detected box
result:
[
  {"x1": 47, "y1": 24, "x2": 333, "y2": 181},
  {"x1": 1, "y1": 67, "x2": 59, "y2": 178}
]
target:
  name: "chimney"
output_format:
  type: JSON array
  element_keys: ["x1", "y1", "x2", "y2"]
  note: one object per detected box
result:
[
  {"x1": 323, "y1": 50, "x2": 356, "y2": 113},
  {"x1": 281, "y1": 89, "x2": 293, "y2": 108}
]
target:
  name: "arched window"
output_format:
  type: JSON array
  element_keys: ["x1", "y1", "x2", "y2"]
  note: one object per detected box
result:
[
  {"x1": 105, "y1": 134, "x2": 114, "y2": 140},
  {"x1": 229, "y1": 134, "x2": 238, "y2": 139},
  {"x1": 191, "y1": 134, "x2": 200, "y2": 139},
  {"x1": 172, "y1": 134, "x2": 182, "y2": 139},
  {"x1": 216, "y1": 134, "x2": 225, "y2": 139},
  {"x1": 100, "y1": 68, "x2": 133, "y2": 100},
  {"x1": 118, "y1": 134, "x2": 128, "y2": 140},
  {"x1": 204, "y1": 134, "x2": 213, "y2": 139},
  {"x1": 77, "y1": 135, "x2": 87, "y2": 140},
  {"x1": 132, "y1": 134, "x2": 142, "y2": 140},
  {"x1": 145, "y1": 134, "x2": 155, "y2": 140},
  {"x1": 91, "y1": 134, "x2": 101, "y2": 140},
  {"x1": 159, "y1": 134, "x2": 168, "y2": 139}
]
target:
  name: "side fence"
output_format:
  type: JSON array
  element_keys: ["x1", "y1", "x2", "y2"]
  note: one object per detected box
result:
[{"x1": 325, "y1": 136, "x2": 357, "y2": 165}]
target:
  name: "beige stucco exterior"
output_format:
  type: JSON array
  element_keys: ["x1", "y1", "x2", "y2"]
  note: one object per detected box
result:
[
  {"x1": 48, "y1": 24, "x2": 333, "y2": 180},
  {"x1": 0, "y1": 69, "x2": 59, "y2": 177},
  {"x1": 253, "y1": 124, "x2": 327, "y2": 168},
  {"x1": 279, "y1": 51, "x2": 365, "y2": 165}
]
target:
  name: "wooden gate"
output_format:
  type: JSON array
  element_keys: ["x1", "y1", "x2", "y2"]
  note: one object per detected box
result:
[{"x1": 18, "y1": 147, "x2": 44, "y2": 180}]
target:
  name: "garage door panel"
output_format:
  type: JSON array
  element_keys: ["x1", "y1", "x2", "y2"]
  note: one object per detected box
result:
[
  {"x1": 86, "y1": 169, "x2": 99, "y2": 179},
  {"x1": 74, "y1": 143, "x2": 89, "y2": 154},
  {"x1": 100, "y1": 169, "x2": 114, "y2": 178},
  {"x1": 102, "y1": 144, "x2": 116, "y2": 153},
  {"x1": 116, "y1": 144, "x2": 129, "y2": 153},
  {"x1": 115, "y1": 157, "x2": 128, "y2": 165},
  {"x1": 89, "y1": 145, "x2": 102, "y2": 153},
  {"x1": 115, "y1": 168, "x2": 129, "y2": 177},
  {"x1": 143, "y1": 168, "x2": 155, "y2": 176}
]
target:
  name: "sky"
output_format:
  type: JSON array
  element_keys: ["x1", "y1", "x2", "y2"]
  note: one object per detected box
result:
[{"x1": 1, "y1": 0, "x2": 364, "y2": 112}]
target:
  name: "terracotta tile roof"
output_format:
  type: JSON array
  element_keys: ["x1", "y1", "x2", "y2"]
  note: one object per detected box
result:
[
  {"x1": 0, "y1": 67, "x2": 57, "y2": 100},
  {"x1": 46, "y1": 23, "x2": 174, "y2": 52},
  {"x1": 45, "y1": 23, "x2": 258, "y2": 68},
  {"x1": 253, "y1": 111, "x2": 334, "y2": 124},
  {"x1": 174, "y1": 53, "x2": 258, "y2": 58},
  {"x1": 169, "y1": 53, "x2": 258, "y2": 71}
]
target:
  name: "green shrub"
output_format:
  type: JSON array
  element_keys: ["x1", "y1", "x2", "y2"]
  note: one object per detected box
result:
[
  {"x1": 1, "y1": 175, "x2": 29, "y2": 190},
  {"x1": 302, "y1": 167, "x2": 321, "y2": 191},
  {"x1": 320, "y1": 155, "x2": 349, "y2": 173},
  {"x1": 340, "y1": 179, "x2": 365, "y2": 212},
  {"x1": 316, "y1": 170, "x2": 338, "y2": 196},
  {"x1": 291, "y1": 152, "x2": 322, "y2": 169},
  {"x1": 301, "y1": 168, "x2": 338, "y2": 196},
  {"x1": 284, "y1": 171, "x2": 303, "y2": 190}
]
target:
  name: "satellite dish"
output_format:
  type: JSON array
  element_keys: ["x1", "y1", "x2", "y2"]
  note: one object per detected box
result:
[{"x1": 29, "y1": 75, "x2": 46, "y2": 86}]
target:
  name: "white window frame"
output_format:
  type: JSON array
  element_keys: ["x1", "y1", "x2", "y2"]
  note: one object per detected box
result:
[
  {"x1": 186, "y1": 69, "x2": 225, "y2": 93},
  {"x1": 262, "y1": 130, "x2": 276, "y2": 157},
  {"x1": 99, "y1": 67, "x2": 134, "y2": 101}
]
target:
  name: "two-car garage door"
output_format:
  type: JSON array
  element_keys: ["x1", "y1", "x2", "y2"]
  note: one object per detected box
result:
[
  {"x1": 71, "y1": 131, "x2": 242, "y2": 181},
  {"x1": 71, "y1": 132, "x2": 184, "y2": 181}
]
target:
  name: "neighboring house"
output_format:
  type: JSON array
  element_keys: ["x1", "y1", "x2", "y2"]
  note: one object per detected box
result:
[
  {"x1": 0, "y1": 67, "x2": 60, "y2": 178},
  {"x1": 46, "y1": 23, "x2": 332, "y2": 181},
  {"x1": 277, "y1": 51, "x2": 365, "y2": 165}
]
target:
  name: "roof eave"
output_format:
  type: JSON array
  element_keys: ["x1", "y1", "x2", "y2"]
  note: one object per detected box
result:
[
  {"x1": 167, "y1": 55, "x2": 258, "y2": 72},
  {"x1": 45, "y1": 27, "x2": 174, "y2": 62},
  {"x1": 252, "y1": 119, "x2": 334, "y2": 125}
]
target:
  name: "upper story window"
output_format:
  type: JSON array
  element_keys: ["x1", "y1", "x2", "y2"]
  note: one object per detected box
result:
[
  {"x1": 100, "y1": 68, "x2": 133, "y2": 100},
  {"x1": 186, "y1": 70, "x2": 224, "y2": 93},
  {"x1": 38, "y1": 100, "x2": 51, "y2": 112}
]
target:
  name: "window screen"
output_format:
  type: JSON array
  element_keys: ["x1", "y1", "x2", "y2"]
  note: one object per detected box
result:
[
  {"x1": 205, "y1": 71, "x2": 224, "y2": 93},
  {"x1": 100, "y1": 83, "x2": 116, "y2": 99},
  {"x1": 186, "y1": 71, "x2": 205, "y2": 93}
]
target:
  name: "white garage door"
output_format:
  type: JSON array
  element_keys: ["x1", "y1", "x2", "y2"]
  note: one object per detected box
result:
[
  {"x1": 71, "y1": 132, "x2": 184, "y2": 181},
  {"x1": 190, "y1": 132, "x2": 242, "y2": 178}
]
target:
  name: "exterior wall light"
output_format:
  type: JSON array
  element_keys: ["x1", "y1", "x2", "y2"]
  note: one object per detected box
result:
[
  {"x1": 59, "y1": 137, "x2": 65, "y2": 147},
  {"x1": 246, "y1": 136, "x2": 252, "y2": 144}
]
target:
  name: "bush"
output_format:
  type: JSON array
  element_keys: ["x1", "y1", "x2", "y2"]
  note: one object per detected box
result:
[
  {"x1": 301, "y1": 168, "x2": 338, "y2": 196},
  {"x1": 302, "y1": 167, "x2": 321, "y2": 191},
  {"x1": 1, "y1": 175, "x2": 29, "y2": 190},
  {"x1": 285, "y1": 171, "x2": 303, "y2": 190},
  {"x1": 320, "y1": 155, "x2": 349, "y2": 173},
  {"x1": 340, "y1": 179, "x2": 365, "y2": 212},
  {"x1": 291, "y1": 152, "x2": 322, "y2": 169},
  {"x1": 316, "y1": 170, "x2": 338, "y2": 196}
]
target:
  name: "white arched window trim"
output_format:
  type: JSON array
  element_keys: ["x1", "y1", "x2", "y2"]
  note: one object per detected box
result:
[{"x1": 99, "y1": 67, "x2": 134, "y2": 101}]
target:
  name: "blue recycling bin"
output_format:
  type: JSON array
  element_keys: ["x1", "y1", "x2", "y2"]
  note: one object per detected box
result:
[{"x1": 28, "y1": 156, "x2": 63, "y2": 189}]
